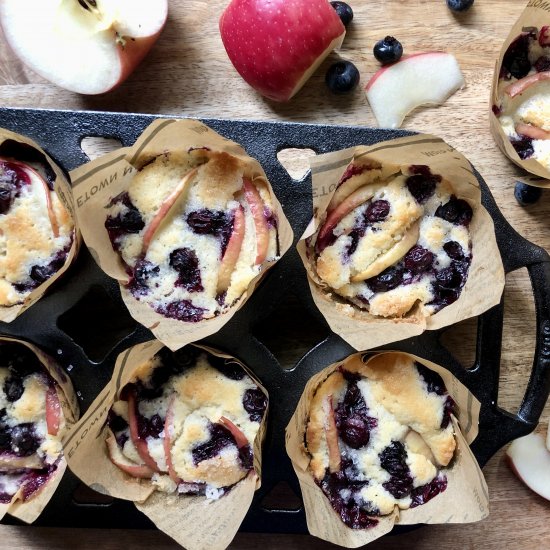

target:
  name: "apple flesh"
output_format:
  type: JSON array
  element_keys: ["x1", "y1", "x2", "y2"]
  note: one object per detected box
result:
[
  {"x1": 506, "y1": 432, "x2": 550, "y2": 501},
  {"x1": 365, "y1": 52, "x2": 465, "y2": 128},
  {"x1": 141, "y1": 168, "x2": 197, "y2": 255},
  {"x1": 540, "y1": 26, "x2": 550, "y2": 47},
  {"x1": 127, "y1": 388, "x2": 160, "y2": 473},
  {"x1": 219, "y1": 0, "x2": 345, "y2": 101},
  {"x1": 0, "y1": 0, "x2": 168, "y2": 95},
  {"x1": 323, "y1": 395, "x2": 341, "y2": 474},
  {"x1": 45, "y1": 386, "x2": 61, "y2": 436},
  {"x1": 243, "y1": 178, "x2": 269, "y2": 265},
  {"x1": 316, "y1": 185, "x2": 375, "y2": 253},
  {"x1": 505, "y1": 72, "x2": 550, "y2": 98},
  {"x1": 515, "y1": 123, "x2": 550, "y2": 140},
  {"x1": 217, "y1": 206, "x2": 245, "y2": 295},
  {"x1": 106, "y1": 433, "x2": 154, "y2": 479}
]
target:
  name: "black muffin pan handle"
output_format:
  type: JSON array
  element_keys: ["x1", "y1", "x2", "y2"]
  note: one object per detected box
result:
[{"x1": 0, "y1": 108, "x2": 548, "y2": 536}]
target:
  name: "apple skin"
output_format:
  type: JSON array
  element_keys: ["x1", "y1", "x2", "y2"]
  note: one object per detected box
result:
[
  {"x1": 515, "y1": 123, "x2": 550, "y2": 141},
  {"x1": 505, "y1": 71, "x2": 550, "y2": 99},
  {"x1": 217, "y1": 206, "x2": 246, "y2": 294},
  {"x1": 219, "y1": 0, "x2": 345, "y2": 101},
  {"x1": 45, "y1": 386, "x2": 61, "y2": 436},
  {"x1": 243, "y1": 178, "x2": 270, "y2": 264},
  {"x1": 219, "y1": 416, "x2": 249, "y2": 448},
  {"x1": 106, "y1": 434, "x2": 154, "y2": 479}
]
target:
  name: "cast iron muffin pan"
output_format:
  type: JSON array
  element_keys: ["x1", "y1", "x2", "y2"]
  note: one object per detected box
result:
[{"x1": 0, "y1": 107, "x2": 549, "y2": 535}]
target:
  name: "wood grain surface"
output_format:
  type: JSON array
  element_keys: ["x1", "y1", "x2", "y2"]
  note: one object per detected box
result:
[{"x1": 0, "y1": 0, "x2": 549, "y2": 548}]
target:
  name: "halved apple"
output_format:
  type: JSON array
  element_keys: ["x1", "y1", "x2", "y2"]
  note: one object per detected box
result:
[
  {"x1": 217, "y1": 206, "x2": 245, "y2": 295},
  {"x1": 0, "y1": 0, "x2": 168, "y2": 95},
  {"x1": 350, "y1": 221, "x2": 420, "y2": 282},
  {"x1": 365, "y1": 52, "x2": 465, "y2": 128},
  {"x1": 505, "y1": 72, "x2": 550, "y2": 99},
  {"x1": 316, "y1": 185, "x2": 375, "y2": 252},
  {"x1": 127, "y1": 388, "x2": 160, "y2": 473},
  {"x1": 323, "y1": 395, "x2": 341, "y2": 474},
  {"x1": 506, "y1": 432, "x2": 550, "y2": 501},
  {"x1": 243, "y1": 178, "x2": 269, "y2": 265},
  {"x1": 45, "y1": 386, "x2": 61, "y2": 436},
  {"x1": 219, "y1": 416, "x2": 249, "y2": 449},
  {"x1": 106, "y1": 432, "x2": 154, "y2": 479},
  {"x1": 141, "y1": 168, "x2": 198, "y2": 255}
]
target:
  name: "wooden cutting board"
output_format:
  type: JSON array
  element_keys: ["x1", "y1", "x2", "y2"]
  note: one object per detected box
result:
[{"x1": 0, "y1": 0, "x2": 549, "y2": 548}]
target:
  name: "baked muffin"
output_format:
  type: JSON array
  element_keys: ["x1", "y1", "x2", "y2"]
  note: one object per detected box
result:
[
  {"x1": 0, "y1": 342, "x2": 68, "y2": 506},
  {"x1": 309, "y1": 162, "x2": 473, "y2": 318},
  {"x1": 494, "y1": 27, "x2": 550, "y2": 170},
  {"x1": 104, "y1": 148, "x2": 280, "y2": 322},
  {"x1": 0, "y1": 146, "x2": 74, "y2": 307},
  {"x1": 305, "y1": 354, "x2": 456, "y2": 529},
  {"x1": 106, "y1": 346, "x2": 267, "y2": 498}
]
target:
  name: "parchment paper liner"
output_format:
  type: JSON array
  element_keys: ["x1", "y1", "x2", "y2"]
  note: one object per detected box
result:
[
  {"x1": 0, "y1": 336, "x2": 79, "y2": 524},
  {"x1": 490, "y1": 1, "x2": 550, "y2": 187},
  {"x1": 64, "y1": 340, "x2": 268, "y2": 550},
  {"x1": 285, "y1": 350, "x2": 489, "y2": 547},
  {"x1": 0, "y1": 128, "x2": 80, "y2": 322},
  {"x1": 69, "y1": 118, "x2": 293, "y2": 351},
  {"x1": 297, "y1": 134, "x2": 505, "y2": 350}
]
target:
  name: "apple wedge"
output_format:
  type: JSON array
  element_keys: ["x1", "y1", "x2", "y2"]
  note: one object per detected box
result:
[
  {"x1": 141, "y1": 168, "x2": 198, "y2": 256},
  {"x1": 45, "y1": 386, "x2": 61, "y2": 436},
  {"x1": 219, "y1": 416, "x2": 249, "y2": 449},
  {"x1": 243, "y1": 178, "x2": 269, "y2": 265},
  {"x1": 0, "y1": 157, "x2": 59, "y2": 238},
  {"x1": 506, "y1": 432, "x2": 550, "y2": 501},
  {"x1": 217, "y1": 206, "x2": 245, "y2": 295},
  {"x1": 0, "y1": 0, "x2": 168, "y2": 95},
  {"x1": 106, "y1": 433, "x2": 154, "y2": 479},
  {"x1": 505, "y1": 72, "x2": 550, "y2": 99},
  {"x1": 323, "y1": 396, "x2": 341, "y2": 474},
  {"x1": 540, "y1": 26, "x2": 550, "y2": 47},
  {"x1": 515, "y1": 123, "x2": 550, "y2": 140},
  {"x1": 163, "y1": 397, "x2": 181, "y2": 483},
  {"x1": 350, "y1": 221, "x2": 420, "y2": 282},
  {"x1": 365, "y1": 52, "x2": 465, "y2": 129},
  {"x1": 219, "y1": 0, "x2": 345, "y2": 101},
  {"x1": 316, "y1": 185, "x2": 375, "y2": 253},
  {"x1": 127, "y1": 388, "x2": 160, "y2": 473}
]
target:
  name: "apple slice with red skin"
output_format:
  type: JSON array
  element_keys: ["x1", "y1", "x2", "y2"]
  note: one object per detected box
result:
[
  {"x1": 505, "y1": 72, "x2": 550, "y2": 98},
  {"x1": 162, "y1": 396, "x2": 181, "y2": 484},
  {"x1": 106, "y1": 433, "x2": 154, "y2": 479},
  {"x1": 217, "y1": 206, "x2": 246, "y2": 294},
  {"x1": 141, "y1": 168, "x2": 198, "y2": 255},
  {"x1": 45, "y1": 386, "x2": 61, "y2": 436},
  {"x1": 127, "y1": 388, "x2": 161, "y2": 473},
  {"x1": 243, "y1": 178, "x2": 269, "y2": 265},
  {"x1": 0, "y1": 157, "x2": 59, "y2": 238},
  {"x1": 219, "y1": 0, "x2": 345, "y2": 102},
  {"x1": 219, "y1": 416, "x2": 249, "y2": 449},
  {"x1": 323, "y1": 396, "x2": 341, "y2": 474},
  {"x1": 506, "y1": 432, "x2": 550, "y2": 501},
  {"x1": 515, "y1": 123, "x2": 550, "y2": 140},
  {"x1": 365, "y1": 52, "x2": 465, "y2": 128},
  {"x1": 316, "y1": 185, "x2": 375, "y2": 253},
  {"x1": 540, "y1": 26, "x2": 550, "y2": 47},
  {"x1": 0, "y1": 0, "x2": 168, "y2": 95}
]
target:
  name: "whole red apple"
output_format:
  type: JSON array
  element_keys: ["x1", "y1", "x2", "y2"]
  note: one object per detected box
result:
[
  {"x1": 0, "y1": 0, "x2": 168, "y2": 95},
  {"x1": 219, "y1": 0, "x2": 346, "y2": 102}
]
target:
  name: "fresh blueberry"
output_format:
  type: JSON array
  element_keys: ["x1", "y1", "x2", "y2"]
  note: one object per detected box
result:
[
  {"x1": 446, "y1": 0, "x2": 474, "y2": 12},
  {"x1": 325, "y1": 61, "x2": 360, "y2": 94},
  {"x1": 373, "y1": 36, "x2": 403, "y2": 65},
  {"x1": 330, "y1": 1, "x2": 354, "y2": 26},
  {"x1": 514, "y1": 182, "x2": 542, "y2": 206}
]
